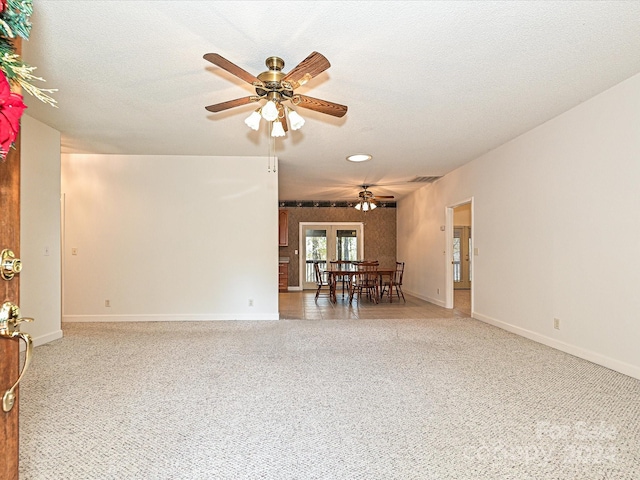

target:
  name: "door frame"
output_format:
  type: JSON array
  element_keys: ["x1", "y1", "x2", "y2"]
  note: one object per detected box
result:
[
  {"x1": 445, "y1": 198, "x2": 474, "y2": 312},
  {"x1": 298, "y1": 222, "x2": 364, "y2": 289}
]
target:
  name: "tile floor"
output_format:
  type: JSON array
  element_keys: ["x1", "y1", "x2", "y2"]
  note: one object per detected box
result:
[{"x1": 279, "y1": 288, "x2": 471, "y2": 320}]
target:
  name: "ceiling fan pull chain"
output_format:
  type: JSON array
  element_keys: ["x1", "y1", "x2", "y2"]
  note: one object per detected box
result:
[
  {"x1": 268, "y1": 128, "x2": 272, "y2": 173},
  {"x1": 267, "y1": 127, "x2": 277, "y2": 173}
]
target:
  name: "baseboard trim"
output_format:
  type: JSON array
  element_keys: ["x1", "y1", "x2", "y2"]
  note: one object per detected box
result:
[
  {"x1": 473, "y1": 311, "x2": 640, "y2": 381},
  {"x1": 20, "y1": 329, "x2": 63, "y2": 351},
  {"x1": 34, "y1": 329, "x2": 64, "y2": 346},
  {"x1": 404, "y1": 289, "x2": 446, "y2": 308},
  {"x1": 63, "y1": 313, "x2": 280, "y2": 322},
  {"x1": 287, "y1": 286, "x2": 303, "y2": 291}
]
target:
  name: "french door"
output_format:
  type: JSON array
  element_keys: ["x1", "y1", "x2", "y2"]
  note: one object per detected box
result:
[
  {"x1": 453, "y1": 226, "x2": 471, "y2": 289},
  {"x1": 300, "y1": 223, "x2": 363, "y2": 290}
]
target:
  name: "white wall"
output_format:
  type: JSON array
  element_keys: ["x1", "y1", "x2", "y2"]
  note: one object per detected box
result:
[
  {"x1": 20, "y1": 115, "x2": 63, "y2": 346},
  {"x1": 398, "y1": 72, "x2": 640, "y2": 380},
  {"x1": 61, "y1": 154, "x2": 279, "y2": 321}
]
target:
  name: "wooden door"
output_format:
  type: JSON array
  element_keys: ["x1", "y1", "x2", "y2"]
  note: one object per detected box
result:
[
  {"x1": 0, "y1": 132, "x2": 21, "y2": 479},
  {"x1": 278, "y1": 209, "x2": 288, "y2": 246}
]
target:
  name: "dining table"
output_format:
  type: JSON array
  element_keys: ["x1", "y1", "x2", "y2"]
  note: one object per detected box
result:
[
  {"x1": 323, "y1": 265, "x2": 397, "y2": 304},
  {"x1": 323, "y1": 267, "x2": 356, "y2": 303}
]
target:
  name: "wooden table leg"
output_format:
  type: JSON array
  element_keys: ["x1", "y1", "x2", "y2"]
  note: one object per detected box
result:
[
  {"x1": 379, "y1": 273, "x2": 393, "y2": 303},
  {"x1": 330, "y1": 274, "x2": 337, "y2": 303}
]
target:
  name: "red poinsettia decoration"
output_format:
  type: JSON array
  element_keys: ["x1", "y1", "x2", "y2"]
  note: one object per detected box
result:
[
  {"x1": 0, "y1": 0, "x2": 6, "y2": 13},
  {"x1": 0, "y1": 70, "x2": 27, "y2": 159}
]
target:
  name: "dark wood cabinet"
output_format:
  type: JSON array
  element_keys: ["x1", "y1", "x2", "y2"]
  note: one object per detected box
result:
[
  {"x1": 278, "y1": 209, "x2": 288, "y2": 246},
  {"x1": 278, "y1": 262, "x2": 288, "y2": 291}
]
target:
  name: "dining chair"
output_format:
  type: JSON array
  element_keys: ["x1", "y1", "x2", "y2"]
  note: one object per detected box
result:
[
  {"x1": 382, "y1": 261, "x2": 405, "y2": 302},
  {"x1": 350, "y1": 261, "x2": 379, "y2": 304},
  {"x1": 313, "y1": 261, "x2": 332, "y2": 303}
]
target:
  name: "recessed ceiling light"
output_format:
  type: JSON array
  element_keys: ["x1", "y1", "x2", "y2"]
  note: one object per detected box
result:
[{"x1": 346, "y1": 154, "x2": 372, "y2": 163}]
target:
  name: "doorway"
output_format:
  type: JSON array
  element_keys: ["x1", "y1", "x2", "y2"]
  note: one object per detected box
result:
[
  {"x1": 445, "y1": 200, "x2": 473, "y2": 314},
  {"x1": 299, "y1": 223, "x2": 364, "y2": 290}
]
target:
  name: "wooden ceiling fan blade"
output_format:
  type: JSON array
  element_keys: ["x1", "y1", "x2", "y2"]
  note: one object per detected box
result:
[
  {"x1": 203, "y1": 53, "x2": 261, "y2": 85},
  {"x1": 375, "y1": 196, "x2": 395, "y2": 199},
  {"x1": 282, "y1": 52, "x2": 331, "y2": 89},
  {"x1": 294, "y1": 94, "x2": 348, "y2": 118},
  {"x1": 205, "y1": 96, "x2": 259, "y2": 113}
]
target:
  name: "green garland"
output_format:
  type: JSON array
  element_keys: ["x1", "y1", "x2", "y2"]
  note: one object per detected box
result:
[
  {"x1": 0, "y1": 0, "x2": 56, "y2": 106},
  {"x1": 0, "y1": 0, "x2": 32, "y2": 39}
]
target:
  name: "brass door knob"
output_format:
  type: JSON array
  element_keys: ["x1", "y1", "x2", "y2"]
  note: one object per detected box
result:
[
  {"x1": 1, "y1": 249, "x2": 22, "y2": 280},
  {"x1": 0, "y1": 302, "x2": 34, "y2": 412}
]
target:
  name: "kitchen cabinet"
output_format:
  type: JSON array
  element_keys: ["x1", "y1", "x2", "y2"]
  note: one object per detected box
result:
[
  {"x1": 279, "y1": 210, "x2": 288, "y2": 246},
  {"x1": 278, "y1": 262, "x2": 288, "y2": 291}
]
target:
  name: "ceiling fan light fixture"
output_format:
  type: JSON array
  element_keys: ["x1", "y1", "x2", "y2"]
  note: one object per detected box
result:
[
  {"x1": 287, "y1": 108, "x2": 305, "y2": 130},
  {"x1": 355, "y1": 200, "x2": 377, "y2": 211},
  {"x1": 261, "y1": 100, "x2": 279, "y2": 121},
  {"x1": 347, "y1": 154, "x2": 372, "y2": 163},
  {"x1": 244, "y1": 109, "x2": 262, "y2": 130},
  {"x1": 271, "y1": 119, "x2": 286, "y2": 137}
]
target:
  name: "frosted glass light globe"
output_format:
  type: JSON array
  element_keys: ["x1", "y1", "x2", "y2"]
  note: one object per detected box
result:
[
  {"x1": 244, "y1": 110, "x2": 261, "y2": 130},
  {"x1": 261, "y1": 100, "x2": 279, "y2": 121},
  {"x1": 271, "y1": 120, "x2": 286, "y2": 137},
  {"x1": 288, "y1": 109, "x2": 305, "y2": 130}
]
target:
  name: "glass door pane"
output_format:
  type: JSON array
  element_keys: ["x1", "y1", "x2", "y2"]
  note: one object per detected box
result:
[
  {"x1": 453, "y1": 226, "x2": 471, "y2": 289},
  {"x1": 468, "y1": 228, "x2": 472, "y2": 283},
  {"x1": 303, "y1": 228, "x2": 327, "y2": 289},
  {"x1": 335, "y1": 229, "x2": 358, "y2": 261},
  {"x1": 453, "y1": 227, "x2": 461, "y2": 283}
]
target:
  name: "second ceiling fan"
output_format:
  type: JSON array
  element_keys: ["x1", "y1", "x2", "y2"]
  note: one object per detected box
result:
[
  {"x1": 204, "y1": 51, "x2": 348, "y2": 135},
  {"x1": 354, "y1": 186, "x2": 394, "y2": 211}
]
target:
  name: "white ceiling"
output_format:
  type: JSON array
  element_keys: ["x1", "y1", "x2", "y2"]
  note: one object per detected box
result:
[{"x1": 22, "y1": 1, "x2": 640, "y2": 202}]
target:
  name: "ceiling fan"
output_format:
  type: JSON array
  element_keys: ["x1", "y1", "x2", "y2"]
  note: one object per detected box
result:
[
  {"x1": 354, "y1": 186, "x2": 394, "y2": 211},
  {"x1": 203, "y1": 51, "x2": 348, "y2": 135}
]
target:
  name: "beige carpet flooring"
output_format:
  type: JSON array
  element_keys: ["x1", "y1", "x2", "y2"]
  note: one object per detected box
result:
[{"x1": 18, "y1": 295, "x2": 640, "y2": 479}]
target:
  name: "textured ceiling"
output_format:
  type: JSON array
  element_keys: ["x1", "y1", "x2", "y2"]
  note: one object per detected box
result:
[{"x1": 22, "y1": 1, "x2": 640, "y2": 202}]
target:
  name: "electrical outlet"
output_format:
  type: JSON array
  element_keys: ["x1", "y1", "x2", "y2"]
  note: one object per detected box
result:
[
  {"x1": 554, "y1": 318, "x2": 560, "y2": 330},
  {"x1": 72, "y1": 247, "x2": 78, "y2": 255},
  {"x1": 105, "y1": 300, "x2": 111, "y2": 307},
  {"x1": 248, "y1": 299, "x2": 254, "y2": 307}
]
